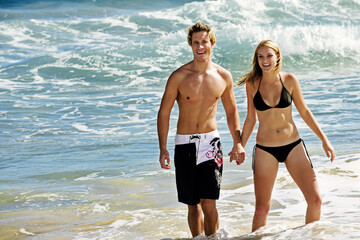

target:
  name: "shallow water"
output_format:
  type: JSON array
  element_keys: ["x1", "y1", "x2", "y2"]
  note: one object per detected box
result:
[{"x1": 0, "y1": 0, "x2": 360, "y2": 239}]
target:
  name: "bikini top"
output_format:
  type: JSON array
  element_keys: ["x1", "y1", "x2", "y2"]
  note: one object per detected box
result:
[{"x1": 253, "y1": 75, "x2": 292, "y2": 111}]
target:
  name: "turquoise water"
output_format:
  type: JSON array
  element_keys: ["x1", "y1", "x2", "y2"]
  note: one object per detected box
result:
[{"x1": 0, "y1": 0, "x2": 360, "y2": 239}]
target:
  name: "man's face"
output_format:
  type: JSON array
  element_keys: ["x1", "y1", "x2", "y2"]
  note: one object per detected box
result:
[{"x1": 191, "y1": 31, "x2": 214, "y2": 62}]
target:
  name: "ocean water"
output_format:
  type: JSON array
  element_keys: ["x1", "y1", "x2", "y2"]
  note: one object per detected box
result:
[{"x1": 0, "y1": 0, "x2": 359, "y2": 239}]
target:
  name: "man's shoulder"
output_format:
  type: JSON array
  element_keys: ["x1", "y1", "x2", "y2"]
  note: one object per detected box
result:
[
  {"x1": 211, "y1": 62, "x2": 228, "y2": 72},
  {"x1": 170, "y1": 62, "x2": 193, "y2": 79},
  {"x1": 211, "y1": 63, "x2": 232, "y2": 82}
]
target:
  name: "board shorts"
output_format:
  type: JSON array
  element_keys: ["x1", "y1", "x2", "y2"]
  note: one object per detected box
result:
[{"x1": 174, "y1": 130, "x2": 223, "y2": 205}]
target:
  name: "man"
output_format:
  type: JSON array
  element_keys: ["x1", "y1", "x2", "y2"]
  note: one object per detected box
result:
[{"x1": 157, "y1": 22, "x2": 245, "y2": 237}]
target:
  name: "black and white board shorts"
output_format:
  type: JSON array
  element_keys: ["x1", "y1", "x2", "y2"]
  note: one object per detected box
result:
[{"x1": 174, "y1": 130, "x2": 223, "y2": 205}]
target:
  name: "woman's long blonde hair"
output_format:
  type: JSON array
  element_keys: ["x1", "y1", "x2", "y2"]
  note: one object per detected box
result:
[{"x1": 238, "y1": 40, "x2": 282, "y2": 86}]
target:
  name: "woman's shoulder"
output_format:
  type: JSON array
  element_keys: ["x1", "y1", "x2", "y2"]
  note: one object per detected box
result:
[
  {"x1": 280, "y1": 72, "x2": 301, "y2": 94},
  {"x1": 245, "y1": 77, "x2": 260, "y2": 94},
  {"x1": 281, "y1": 72, "x2": 297, "y2": 80},
  {"x1": 280, "y1": 72, "x2": 299, "y2": 85}
]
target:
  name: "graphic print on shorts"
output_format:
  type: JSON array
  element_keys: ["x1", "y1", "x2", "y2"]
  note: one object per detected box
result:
[{"x1": 205, "y1": 137, "x2": 223, "y2": 167}]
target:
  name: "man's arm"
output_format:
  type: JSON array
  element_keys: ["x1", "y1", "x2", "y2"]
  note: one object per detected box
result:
[
  {"x1": 157, "y1": 72, "x2": 179, "y2": 169},
  {"x1": 220, "y1": 70, "x2": 245, "y2": 165}
]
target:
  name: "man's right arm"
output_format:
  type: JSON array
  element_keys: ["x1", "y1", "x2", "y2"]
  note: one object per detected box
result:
[{"x1": 157, "y1": 71, "x2": 180, "y2": 169}]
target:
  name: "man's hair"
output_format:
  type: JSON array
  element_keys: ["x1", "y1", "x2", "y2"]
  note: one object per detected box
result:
[{"x1": 187, "y1": 22, "x2": 216, "y2": 46}]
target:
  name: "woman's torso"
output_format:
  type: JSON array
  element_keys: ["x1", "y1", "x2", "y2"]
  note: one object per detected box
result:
[{"x1": 253, "y1": 73, "x2": 300, "y2": 146}]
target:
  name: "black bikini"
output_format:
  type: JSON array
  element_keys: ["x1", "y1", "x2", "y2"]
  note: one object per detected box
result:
[
  {"x1": 252, "y1": 139, "x2": 313, "y2": 172},
  {"x1": 253, "y1": 75, "x2": 292, "y2": 111},
  {"x1": 252, "y1": 75, "x2": 312, "y2": 169},
  {"x1": 256, "y1": 139, "x2": 303, "y2": 163}
]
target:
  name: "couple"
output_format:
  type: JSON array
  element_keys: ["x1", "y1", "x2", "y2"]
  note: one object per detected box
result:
[{"x1": 157, "y1": 22, "x2": 335, "y2": 238}]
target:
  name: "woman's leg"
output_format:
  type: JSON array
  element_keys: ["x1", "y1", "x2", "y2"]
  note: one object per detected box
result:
[
  {"x1": 252, "y1": 148, "x2": 279, "y2": 232},
  {"x1": 285, "y1": 143, "x2": 322, "y2": 224}
]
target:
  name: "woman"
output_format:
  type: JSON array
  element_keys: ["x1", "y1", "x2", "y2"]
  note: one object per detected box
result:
[{"x1": 238, "y1": 40, "x2": 335, "y2": 232}]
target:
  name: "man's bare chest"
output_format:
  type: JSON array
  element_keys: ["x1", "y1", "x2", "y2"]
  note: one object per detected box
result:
[{"x1": 178, "y1": 77, "x2": 225, "y2": 101}]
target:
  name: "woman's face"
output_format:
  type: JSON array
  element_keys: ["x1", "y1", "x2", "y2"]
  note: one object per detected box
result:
[{"x1": 257, "y1": 46, "x2": 278, "y2": 73}]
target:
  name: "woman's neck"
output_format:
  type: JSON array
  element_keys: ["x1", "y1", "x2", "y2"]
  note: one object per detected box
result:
[{"x1": 262, "y1": 71, "x2": 279, "y2": 83}]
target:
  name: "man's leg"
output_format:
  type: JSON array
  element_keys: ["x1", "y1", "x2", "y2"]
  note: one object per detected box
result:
[
  {"x1": 200, "y1": 198, "x2": 219, "y2": 236},
  {"x1": 188, "y1": 204, "x2": 204, "y2": 237}
]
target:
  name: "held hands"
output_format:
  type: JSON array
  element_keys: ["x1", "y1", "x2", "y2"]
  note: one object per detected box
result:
[
  {"x1": 159, "y1": 149, "x2": 171, "y2": 169},
  {"x1": 228, "y1": 143, "x2": 245, "y2": 165}
]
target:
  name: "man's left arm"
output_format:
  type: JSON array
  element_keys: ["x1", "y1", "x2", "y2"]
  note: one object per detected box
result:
[{"x1": 221, "y1": 71, "x2": 245, "y2": 165}]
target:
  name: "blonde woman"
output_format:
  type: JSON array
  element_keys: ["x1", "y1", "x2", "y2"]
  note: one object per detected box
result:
[{"x1": 238, "y1": 40, "x2": 335, "y2": 232}]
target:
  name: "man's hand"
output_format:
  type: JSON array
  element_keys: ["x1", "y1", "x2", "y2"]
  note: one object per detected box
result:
[
  {"x1": 228, "y1": 143, "x2": 245, "y2": 165},
  {"x1": 159, "y1": 149, "x2": 171, "y2": 169}
]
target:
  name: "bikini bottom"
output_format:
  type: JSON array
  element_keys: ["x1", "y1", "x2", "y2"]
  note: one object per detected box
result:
[{"x1": 252, "y1": 138, "x2": 312, "y2": 171}]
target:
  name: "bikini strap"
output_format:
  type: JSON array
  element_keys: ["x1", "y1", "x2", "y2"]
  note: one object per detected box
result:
[
  {"x1": 301, "y1": 139, "x2": 313, "y2": 168},
  {"x1": 279, "y1": 74, "x2": 284, "y2": 86},
  {"x1": 256, "y1": 77, "x2": 262, "y2": 92},
  {"x1": 258, "y1": 75, "x2": 283, "y2": 91},
  {"x1": 252, "y1": 145, "x2": 257, "y2": 173}
]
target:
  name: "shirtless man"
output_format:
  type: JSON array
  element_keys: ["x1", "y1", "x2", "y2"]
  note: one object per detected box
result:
[{"x1": 157, "y1": 22, "x2": 245, "y2": 237}]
